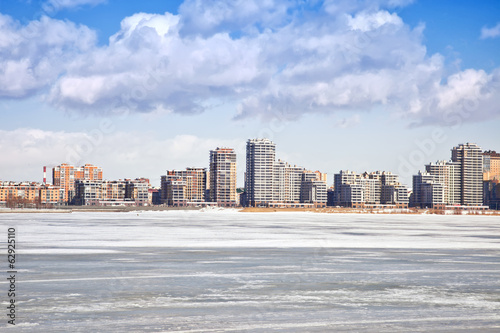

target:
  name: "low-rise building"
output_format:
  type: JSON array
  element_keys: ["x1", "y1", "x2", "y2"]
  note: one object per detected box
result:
[
  {"x1": 0, "y1": 181, "x2": 63, "y2": 207},
  {"x1": 332, "y1": 171, "x2": 408, "y2": 208},
  {"x1": 161, "y1": 168, "x2": 207, "y2": 206},
  {"x1": 74, "y1": 178, "x2": 151, "y2": 206}
]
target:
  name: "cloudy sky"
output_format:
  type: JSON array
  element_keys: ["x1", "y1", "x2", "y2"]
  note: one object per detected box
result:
[{"x1": 1, "y1": 0, "x2": 499, "y2": 187}]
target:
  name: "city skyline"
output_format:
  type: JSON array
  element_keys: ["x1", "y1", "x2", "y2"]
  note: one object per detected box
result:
[
  {"x1": 1, "y1": 139, "x2": 498, "y2": 188},
  {"x1": 1, "y1": 1, "x2": 500, "y2": 187},
  {"x1": 1, "y1": 139, "x2": 498, "y2": 209}
]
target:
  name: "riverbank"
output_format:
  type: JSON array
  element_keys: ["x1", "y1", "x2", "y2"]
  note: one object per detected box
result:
[
  {"x1": 1, "y1": 206, "x2": 499, "y2": 215},
  {"x1": 0, "y1": 206, "x2": 202, "y2": 213},
  {"x1": 239, "y1": 207, "x2": 500, "y2": 215}
]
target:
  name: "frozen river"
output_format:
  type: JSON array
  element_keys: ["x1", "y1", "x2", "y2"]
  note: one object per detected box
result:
[{"x1": 1, "y1": 210, "x2": 500, "y2": 332}]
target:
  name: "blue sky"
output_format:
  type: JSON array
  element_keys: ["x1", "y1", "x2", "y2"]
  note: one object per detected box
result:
[{"x1": 1, "y1": 0, "x2": 499, "y2": 187}]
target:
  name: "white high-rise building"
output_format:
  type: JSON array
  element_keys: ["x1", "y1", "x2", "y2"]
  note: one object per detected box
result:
[
  {"x1": 245, "y1": 139, "x2": 276, "y2": 207},
  {"x1": 245, "y1": 139, "x2": 327, "y2": 207}
]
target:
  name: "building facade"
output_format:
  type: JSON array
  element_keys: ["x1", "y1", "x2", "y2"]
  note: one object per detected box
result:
[
  {"x1": 0, "y1": 182, "x2": 63, "y2": 207},
  {"x1": 424, "y1": 160, "x2": 460, "y2": 205},
  {"x1": 245, "y1": 139, "x2": 276, "y2": 207},
  {"x1": 209, "y1": 148, "x2": 237, "y2": 207},
  {"x1": 160, "y1": 168, "x2": 207, "y2": 206},
  {"x1": 483, "y1": 150, "x2": 500, "y2": 209},
  {"x1": 74, "y1": 179, "x2": 150, "y2": 206},
  {"x1": 52, "y1": 163, "x2": 103, "y2": 203},
  {"x1": 333, "y1": 170, "x2": 408, "y2": 208},
  {"x1": 245, "y1": 139, "x2": 327, "y2": 207},
  {"x1": 483, "y1": 150, "x2": 500, "y2": 181},
  {"x1": 451, "y1": 143, "x2": 483, "y2": 206}
]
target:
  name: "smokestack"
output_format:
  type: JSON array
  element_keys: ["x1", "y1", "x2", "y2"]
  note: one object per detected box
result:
[{"x1": 43, "y1": 166, "x2": 47, "y2": 184}]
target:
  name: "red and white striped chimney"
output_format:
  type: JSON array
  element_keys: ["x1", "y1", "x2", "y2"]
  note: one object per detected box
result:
[{"x1": 43, "y1": 166, "x2": 47, "y2": 184}]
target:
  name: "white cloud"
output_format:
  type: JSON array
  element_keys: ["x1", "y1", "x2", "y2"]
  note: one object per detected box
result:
[
  {"x1": 480, "y1": 22, "x2": 500, "y2": 39},
  {"x1": 347, "y1": 10, "x2": 403, "y2": 32},
  {"x1": 0, "y1": 128, "x2": 241, "y2": 186},
  {"x1": 47, "y1": 11, "x2": 264, "y2": 114},
  {"x1": 178, "y1": 0, "x2": 291, "y2": 37},
  {"x1": 1, "y1": 1, "x2": 499, "y2": 125},
  {"x1": 0, "y1": 14, "x2": 96, "y2": 98}
]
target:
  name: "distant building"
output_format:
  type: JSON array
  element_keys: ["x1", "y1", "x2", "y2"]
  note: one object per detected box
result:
[
  {"x1": 245, "y1": 139, "x2": 327, "y2": 207},
  {"x1": 160, "y1": 168, "x2": 207, "y2": 206},
  {"x1": 125, "y1": 178, "x2": 150, "y2": 206},
  {"x1": 0, "y1": 181, "x2": 63, "y2": 207},
  {"x1": 148, "y1": 188, "x2": 161, "y2": 205},
  {"x1": 300, "y1": 171, "x2": 327, "y2": 205},
  {"x1": 483, "y1": 180, "x2": 500, "y2": 210},
  {"x1": 52, "y1": 163, "x2": 103, "y2": 203},
  {"x1": 245, "y1": 139, "x2": 276, "y2": 207},
  {"x1": 412, "y1": 143, "x2": 486, "y2": 208},
  {"x1": 209, "y1": 148, "x2": 237, "y2": 207},
  {"x1": 273, "y1": 160, "x2": 304, "y2": 203},
  {"x1": 74, "y1": 178, "x2": 151, "y2": 206},
  {"x1": 332, "y1": 170, "x2": 408, "y2": 208},
  {"x1": 412, "y1": 171, "x2": 439, "y2": 208},
  {"x1": 483, "y1": 150, "x2": 500, "y2": 209},
  {"x1": 424, "y1": 160, "x2": 460, "y2": 205},
  {"x1": 483, "y1": 150, "x2": 500, "y2": 181},
  {"x1": 451, "y1": 143, "x2": 483, "y2": 206}
]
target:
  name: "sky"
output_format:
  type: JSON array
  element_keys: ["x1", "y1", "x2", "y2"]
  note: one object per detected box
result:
[{"x1": 0, "y1": 0, "x2": 499, "y2": 187}]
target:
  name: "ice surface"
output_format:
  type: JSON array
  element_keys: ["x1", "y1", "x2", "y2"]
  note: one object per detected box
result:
[{"x1": 1, "y1": 211, "x2": 499, "y2": 332}]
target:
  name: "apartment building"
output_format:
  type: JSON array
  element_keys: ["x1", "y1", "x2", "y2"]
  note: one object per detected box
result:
[
  {"x1": 74, "y1": 179, "x2": 151, "y2": 206},
  {"x1": 333, "y1": 170, "x2": 408, "y2": 208},
  {"x1": 163, "y1": 180, "x2": 188, "y2": 206},
  {"x1": 424, "y1": 160, "x2": 460, "y2": 205},
  {"x1": 52, "y1": 163, "x2": 103, "y2": 203},
  {"x1": 300, "y1": 176, "x2": 328, "y2": 205},
  {"x1": 209, "y1": 148, "x2": 237, "y2": 207},
  {"x1": 0, "y1": 181, "x2": 63, "y2": 207},
  {"x1": 160, "y1": 168, "x2": 207, "y2": 206},
  {"x1": 244, "y1": 139, "x2": 327, "y2": 207},
  {"x1": 273, "y1": 160, "x2": 304, "y2": 203},
  {"x1": 483, "y1": 150, "x2": 500, "y2": 209},
  {"x1": 74, "y1": 180, "x2": 103, "y2": 205},
  {"x1": 245, "y1": 139, "x2": 276, "y2": 207},
  {"x1": 412, "y1": 171, "x2": 441, "y2": 208},
  {"x1": 126, "y1": 178, "x2": 150, "y2": 206},
  {"x1": 451, "y1": 143, "x2": 483, "y2": 206},
  {"x1": 483, "y1": 150, "x2": 500, "y2": 181}
]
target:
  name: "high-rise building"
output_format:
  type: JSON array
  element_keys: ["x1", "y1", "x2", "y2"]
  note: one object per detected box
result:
[
  {"x1": 273, "y1": 160, "x2": 304, "y2": 203},
  {"x1": 209, "y1": 148, "x2": 237, "y2": 207},
  {"x1": 52, "y1": 163, "x2": 103, "y2": 203},
  {"x1": 451, "y1": 143, "x2": 483, "y2": 206},
  {"x1": 483, "y1": 150, "x2": 500, "y2": 209},
  {"x1": 245, "y1": 139, "x2": 276, "y2": 207},
  {"x1": 483, "y1": 150, "x2": 500, "y2": 181},
  {"x1": 333, "y1": 170, "x2": 359, "y2": 205},
  {"x1": 425, "y1": 160, "x2": 460, "y2": 205},
  {"x1": 300, "y1": 171, "x2": 327, "y2": 204},
  {"x1": 412, "y1": 171, "x2": 438, "y2": 208},
  {"x1": 245, "y1": 139, "x2": 327, "y2": 207}
]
